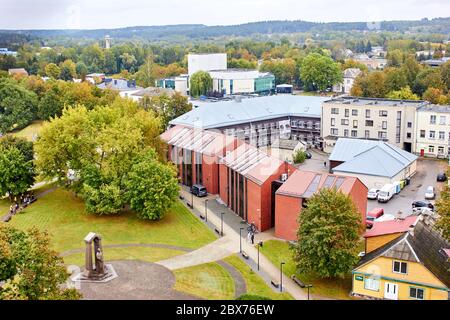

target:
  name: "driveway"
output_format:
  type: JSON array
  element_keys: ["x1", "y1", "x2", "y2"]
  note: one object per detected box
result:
[{"x1": 367, "y1": 158, "x2": 448, "y2": 218}]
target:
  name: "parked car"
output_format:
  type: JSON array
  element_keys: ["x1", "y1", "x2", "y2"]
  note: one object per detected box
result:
[
  {"x1": 424, "y1": 186, "x2": 435, "y2": 200},
  {"x1": 190, "y1": 184, "x2": 207, "y2": 197},
  {"x1": 367, "y1": 188, "x2": 380, "y2": 200},
  {"x1": 366, "y1": 207, "x2": 384, "y2": 228},
  {"x1": 375, "y1": 214, "x2": 396, "y2": 222},
  {"x1": 378, "y1": 184, "x2": 396, "y2": 203},
  {"x1": 437, "y1": 172, "x2": 447, "y2": 182},
  {"x1": 412, "y1": 200, "x2": 434, "y2": 210},
  {"x1": 305, "y1": 151, "x2": 312, "y2": 159}
]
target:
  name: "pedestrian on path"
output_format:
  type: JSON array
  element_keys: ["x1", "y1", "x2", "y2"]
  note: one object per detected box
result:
[{"x1": 250, "y1": 232, "x2": 255, "y2": 244}]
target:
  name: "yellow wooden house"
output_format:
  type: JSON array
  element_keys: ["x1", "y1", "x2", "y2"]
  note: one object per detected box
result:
[{"x1": 352, "y1": 218, "x2": 449, "y2": 300}]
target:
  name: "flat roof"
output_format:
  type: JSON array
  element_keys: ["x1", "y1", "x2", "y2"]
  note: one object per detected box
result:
[
  {"x1": 324, "y1": 96, "x2": 428, "y2": 108},
  {"x1": 169, "y1": 95, "x2": 327, "y2": 129},
  {"x1": 418, "y1": 104, "x2": 450, "y2": 114}
]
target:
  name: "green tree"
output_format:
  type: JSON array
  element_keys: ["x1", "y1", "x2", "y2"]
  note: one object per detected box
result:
[
  {"x1": 423, "y1": 87, "x2": 448, "y2": 104},
  {"x1": 351, "y1": 71, "x2": 387, "y2": 98},
  {"x1": 125, "y1": 150, "x2": 179, "y2": 220},
  {"x1": 59, "y1": 59, "x2": 76, "y2": 81},
  {"x1": 300, "y1": 53, "x2": 342, "y2": 91},
  {"x1": 260, "y1": 58, "x2": 297, "y2": 85},
  {"x1": 44, "y1": 63, "x2": 61, "y2": 79},
  {"x1": 0, "y1": 225, "x2": 81, "y2": 300},
  {"x1": 292, "y1": 188, "x2": 362, "y2": 278},
  {"x1": 75, "y1": 61, "x2": 88, "y2": 80},
  {"x1": 0, "y1": 78, "x2": 38, "y2": 133},
  {"x1": 387, "y1": 86, "x2": 420, "y2": 100},
  {"x1": 0, "y1": 135, "x2": 34, "y2": 162},
  {"x1": 37, "y1": 83, "x2": 65, "y2": 120},
  {"x1": 190, "y1": 71, "x2": 213, "y2": 97},
  {"x1": 435, "y1": 170, "x2": 450, "y2": 241},
  {"x1": 0, "y1": 145, "x2": 34, "y2": 201},
  {"x1": 142, "y1": 92, "x2": 192, "y2": 129},
  {"x1": 384, "y1": 67, "x2": 408, "y2": 92},
  {"x1": 386, "y1": 49, "x2": 404, "y2": 67},
  {"x1": 440, "y1": 60, "x2": 450, "y2": 91},
  {"x1": 293, "y1": 149, "x2": 307, "y2": 164},
  {"x1": 135, "y1": 56, "x2": 156, "y2": 88}
]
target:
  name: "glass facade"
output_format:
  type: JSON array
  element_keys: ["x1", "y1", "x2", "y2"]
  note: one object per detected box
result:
[{"x1": 254, "y1": 75, "x2": 275, "y2": 93}]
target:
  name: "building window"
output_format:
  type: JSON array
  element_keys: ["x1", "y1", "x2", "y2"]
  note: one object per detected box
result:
[
  {"x1": 331, "y1": 118, "x2": 336, "y2": 126},
  {"x1": 366, "y1": 109, "x2": 370, "y2": 118},
  {"x1": 378, "y1": 131, "x2": 387, "y2": 139},
  {"x1": 379, "y1": 110, "x2": 388, "y2": 117},
  {"x1": 331, "y1": 108, "x2": 339, "y2": 114},
  {"x1": 341, "y1": 119, "x2": 349, "y2": 125},
  {"x1": 351, "y1": 130, "x2": 358, "y2": 137},
  {"x1": 430, "y1": 115, "x2": 436, "y2": 124},
  {"x1": 345, "y1": 109, "x2": 349, "y2": 117},
  {"x1": 364, "y1": 277, "x2": 380, "y2": 291},
  {"x1": 420, "y1": 130, "x2": 425, "y2": 138},
  {"x1": 429, "y1": 145, "x2": 435, "y2": 153},
  {"x1": 331, "y1": 128, "x2": 338, "y2": 135},
  {"x1": 344, "y1": 129, "x2": 349, "y2": 137},
  {"x1": 438, "y1": 146, "x2": 444, "y2": 155},
  {"x1": 365, "y1": 130, "x2": 370, "y2": 139},
  {"x1": 439, "y1": 116, "x2": 446, "y2": 125},
  {"x1": 393, "y1": 261, "x2": 407, "y2": 274},
  {"x1": 429, "y1": 131, "x2": 435, "y2": 139},
  {"x1": 439, "y1": 131, "x2": 445, "y2": 140},
  {"x1": 353, "y1": 120, "x2": 358, "y2": 128},
  {"x1": 365, "y1": 120, "x2": 374, "y2": 127},
  {"x1": 407, "y1": 122, "x2": 412, "y2": 128},
  {"x1": 409, "y1": 287, "x2": 424, "y2": 300},
  {"x1": 382, "y1": 121, "x2": 387, "y2": 130},
  {"x1": 352, "y1": 109, "x2": 358, "y2": 116},
  {"x1": 407, "y1": 132, "x2": 411, "y2": 139}
]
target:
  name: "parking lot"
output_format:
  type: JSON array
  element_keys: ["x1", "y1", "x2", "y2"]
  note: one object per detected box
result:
[{"x1": 299, "y1": 150, "x2": 448, "y2": 218}]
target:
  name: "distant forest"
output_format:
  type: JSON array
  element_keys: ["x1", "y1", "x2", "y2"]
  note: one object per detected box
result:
[{"x1": 1, "y1": 17, "x2": 449, "y2": 47}]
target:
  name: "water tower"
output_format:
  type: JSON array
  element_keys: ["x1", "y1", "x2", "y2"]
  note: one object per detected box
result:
[{"x1": 105, "y1": 35, "x2": 111, "y2": 49}]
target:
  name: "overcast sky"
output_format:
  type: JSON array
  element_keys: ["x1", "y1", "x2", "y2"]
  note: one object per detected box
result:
[{"x1": 1, "y1": 0, "x2": 449, "y2": 30}]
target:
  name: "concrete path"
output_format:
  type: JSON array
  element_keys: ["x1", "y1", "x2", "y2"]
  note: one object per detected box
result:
[{"x1": 157, "y1": 187, "x2": 310, "y2": 300}]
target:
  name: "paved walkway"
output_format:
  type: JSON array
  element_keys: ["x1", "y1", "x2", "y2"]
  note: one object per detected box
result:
[{"x1": 156, "y1": 187, "x2": 310, "y2": 300}]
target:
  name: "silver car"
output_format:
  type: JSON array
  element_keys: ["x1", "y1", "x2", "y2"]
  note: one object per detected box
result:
[
  {"x1": 367, "y1": 188, "x2": 379, "y2": 200},
  {"x1": 424, "y1": 186, "x2": 435, "y2": 200}
]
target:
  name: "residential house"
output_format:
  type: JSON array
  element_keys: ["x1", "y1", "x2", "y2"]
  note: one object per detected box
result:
[
  {"x1": 352, "y1": 218, "x2": 449, "y2": 300},
  {"x1": 416, "y1": 104, "x2": 450, "y2": 158},
  {"x1": 332, "y1": 68, "x2": 362, "y2": 94}
]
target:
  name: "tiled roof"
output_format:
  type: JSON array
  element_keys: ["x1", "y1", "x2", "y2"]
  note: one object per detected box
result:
[
  {"x1": 276, "y1": 170, "x2": 359, "y2": 198},
  {"x1": 363, "y1": 216, "x2": 419, "y2": 238},
  {"x1": 223, "y1": 143, "x2": 285, "y2": 185}
]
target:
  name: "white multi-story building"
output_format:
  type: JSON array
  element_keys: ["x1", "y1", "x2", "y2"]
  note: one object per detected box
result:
[
  {"x1": 322, "y1": 97, "x2": 428, "y2": 154},
  {"x1": 332, "y1": 68, "x2": 361, "y2": 94},
  {"x1": 415, "y1": 105, "x2": 450, "y2": 158},
  {"x1": 187, "y1": 53, "x2": 227, "y2": 76}
]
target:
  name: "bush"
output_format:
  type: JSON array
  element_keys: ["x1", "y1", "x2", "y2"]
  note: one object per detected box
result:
[{"x1": 293, "y1": 150, "x2": 307, "y2": 164}]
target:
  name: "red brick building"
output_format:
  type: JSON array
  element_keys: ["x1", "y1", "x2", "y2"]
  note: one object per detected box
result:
[
  {"x1": 274, "y1": 171, "x2": 368, "y2": 240},
  {"x1": 219, "y1": 143, "x2": 296, "y2": 232},
  {"x1": 161, "y1": 126, "x2": 241, "y2": 194}
]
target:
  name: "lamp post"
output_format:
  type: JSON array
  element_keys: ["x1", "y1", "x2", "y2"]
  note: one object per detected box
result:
[
  {"x1": 257, "y1": 241, "x2": 263, "y2": 271},
  {"x1": 220, "y1": 212, "x2": 225, "y2": 236},
  {"x1": 305, "y1": 285, "x2": 313, "y2": 300},
  {"x1": 204, "y1": 199, "x2": 208, "y2": 222},
  {"x1": 239, "y1": 228, "x2": 244, "y2": 253},
  {"x1": 280, "y1": 262, "x2": 285, "y2": 292},
  {"x1": 191, "y1": 191, "x2": 194, "y2": 209}
]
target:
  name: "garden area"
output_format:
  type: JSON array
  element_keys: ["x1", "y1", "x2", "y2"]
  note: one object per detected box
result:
[{"x1": 259, "y1": 240, "x2": 355, "y2": 300}]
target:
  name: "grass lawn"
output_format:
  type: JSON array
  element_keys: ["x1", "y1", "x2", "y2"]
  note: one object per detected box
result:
[
  {"x1": 259, "y1": 240, "x2": 355, "y2": 300},
  {"x1": 10, "y1": 120, "x2": 44, "y2": 142},
  {"x1": 9, "y1": 187, "x2": 216, "y2": 254},
  {"x1": 174, "y1": 262, "x2": 235, "y2": 300},
  {"x1": 224, "y1": 255, "x2": 293, "y2": 300},
  {"x1": 63, "y1": 246, "x2": 185, "y2": 266}
]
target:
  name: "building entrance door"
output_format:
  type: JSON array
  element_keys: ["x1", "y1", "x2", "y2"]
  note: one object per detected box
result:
[{"x1": 384, "y1": 282, "x2": 398, "y2": 300}]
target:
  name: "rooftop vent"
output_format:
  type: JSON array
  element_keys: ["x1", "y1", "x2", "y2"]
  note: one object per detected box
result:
[{"x1": 227, "y1": 114, "x2": 234, "y2": 119}]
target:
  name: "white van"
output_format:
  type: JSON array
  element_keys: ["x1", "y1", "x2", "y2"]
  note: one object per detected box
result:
[{"x1": 378, "y1": 184, "x2": 396, "y2": 203}]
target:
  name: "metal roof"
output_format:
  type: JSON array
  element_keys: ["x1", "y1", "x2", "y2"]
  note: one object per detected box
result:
[
  {"x1": 330, "y1": 138, "x2": 417, "y2": 178},
  {"x1": 169, "y1": 95, "x2": 327, "y2": 129},
  {"x1": 324, "y1": 96, "x2": 428, "y2": 108}
]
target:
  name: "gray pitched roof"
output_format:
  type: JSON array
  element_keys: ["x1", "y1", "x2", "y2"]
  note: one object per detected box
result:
[
  {"x1": 169, "y1": 95, "x2": 328, "y2": 129},
  {"x1": 331, "y1": 138, "x2": 417, "y2": 178},
  {"x1": 355, "y1": 220, "x2": 450, "y2": 289}
]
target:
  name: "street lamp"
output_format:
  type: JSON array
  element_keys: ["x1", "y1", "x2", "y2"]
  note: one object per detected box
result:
[
  {"x1": 239, "y1": 228, "x2": 244, "y2": 253},
  {"x1": 305, "y1": 284, "x2": 313, "y2": 300},
  {"x1": 220, "y1": 212, "x2": 225, "y2": 236},
  {"x1": 204, "y1": 199, "x2": 208, "y2": 222},
  {"x1": 191, "y1": 191, "x2": 194, "y2": 209},
  {"x1": 280, "y1": 262, "x2": 285, "y2": 292},
  {"x1": 257, "y1": 241, "x2": 263, "y2": 271}
]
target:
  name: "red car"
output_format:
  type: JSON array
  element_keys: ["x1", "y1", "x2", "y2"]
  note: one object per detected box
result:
[{"x1": 366, "y1": 208, "x2": 384, "y2": 228}]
